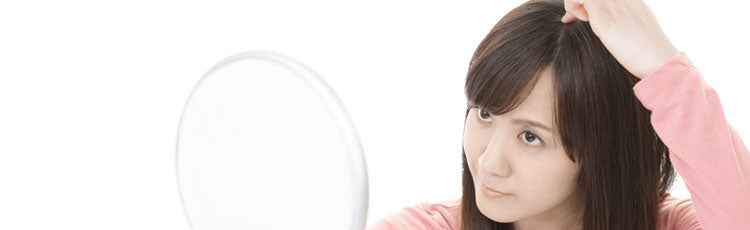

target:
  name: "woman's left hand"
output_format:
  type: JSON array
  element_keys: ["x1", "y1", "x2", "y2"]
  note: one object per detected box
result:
[{"x1": 561, "y1": 0, "x2": 680, "y2": 79}]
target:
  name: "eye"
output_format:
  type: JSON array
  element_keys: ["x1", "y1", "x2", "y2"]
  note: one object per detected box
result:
[
  {"x1": 519, "y1": 131, "x2": 542, "y2": 146},
  {"x1": 476, "y1": 108, "x2": 492, "y2": 122}
]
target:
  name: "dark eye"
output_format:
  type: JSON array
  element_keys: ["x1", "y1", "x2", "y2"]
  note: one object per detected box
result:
[
  {"x1": 519, "y1": 131, "x2": 542, "y2": 146},
  {"x1": 477, "y1": 108, "x2": 492, "y2": 122}
]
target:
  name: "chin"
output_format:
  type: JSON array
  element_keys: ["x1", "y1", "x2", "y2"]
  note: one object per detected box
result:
[{"x1": 475, "y1": 191, "x2": 520, "y2": 223}]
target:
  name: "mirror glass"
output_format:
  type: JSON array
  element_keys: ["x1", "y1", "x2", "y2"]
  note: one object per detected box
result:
[{"x1": 176, "y1": 51, "x2": 368, "y2": 230}]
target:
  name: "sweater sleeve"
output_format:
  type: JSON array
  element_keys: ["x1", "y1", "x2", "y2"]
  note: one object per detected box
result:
[
  {"x1": 367, "y1": 200, "x2": 461, "y2": 230},
  {"x1": 633, "y1": 51, "x2": 750, "y2": 229}
]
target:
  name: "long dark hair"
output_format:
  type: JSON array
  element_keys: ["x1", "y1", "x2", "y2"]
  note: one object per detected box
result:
[{"x1": 460, "y1": 0, "x2": 676, "y2": 229}]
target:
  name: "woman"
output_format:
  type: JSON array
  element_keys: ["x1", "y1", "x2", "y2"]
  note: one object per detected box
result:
[{"x1": 368, "y1": 0, "x2": 750, "y2": 229}]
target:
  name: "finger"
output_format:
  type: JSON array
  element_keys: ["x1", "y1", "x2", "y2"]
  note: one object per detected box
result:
[
  {"x1": 562, "y1": 0, "x2": 590, "y2": 23},
  {"x1": 561, "y1": 8, "x2": 590, "y2": 23},
  {"x1": 563, "y1": 0, "x2": 585, "y2": 12},
  {"x1": 561, "y1": 12, "x2": 576, "y2": 23}
]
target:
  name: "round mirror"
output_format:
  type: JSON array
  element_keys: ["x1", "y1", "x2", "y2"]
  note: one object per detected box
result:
[{"x1": 176, "y1": 51, "x2": 368, "y2": 230}]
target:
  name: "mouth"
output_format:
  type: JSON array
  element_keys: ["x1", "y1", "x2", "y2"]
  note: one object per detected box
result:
[{"x1": 480, "y1": 182, "x2": 510, "y2": 198}]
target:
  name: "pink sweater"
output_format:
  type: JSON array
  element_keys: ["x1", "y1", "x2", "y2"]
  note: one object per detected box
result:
[{"x1": 367, "y1": 51, "x2": 750, "y2": 230}]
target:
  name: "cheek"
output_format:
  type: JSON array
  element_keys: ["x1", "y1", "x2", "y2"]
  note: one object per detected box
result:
[{"x1": 519, "y1": 159, "x2": 579, "y2": 197}]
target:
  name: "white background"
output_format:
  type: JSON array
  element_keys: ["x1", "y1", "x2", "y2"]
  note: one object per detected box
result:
[{"x1": 1, "y1": 0, "x2": 748, "y2": 229}]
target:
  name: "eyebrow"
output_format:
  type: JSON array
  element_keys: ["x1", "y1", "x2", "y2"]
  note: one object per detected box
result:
[{"x1": 511, "y1": 118, "x2": 552, "y2": 132}]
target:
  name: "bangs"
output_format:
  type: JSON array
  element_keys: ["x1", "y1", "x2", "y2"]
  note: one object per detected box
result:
[
  {"x1": 465, "y1": 59, "x2": 552, "y2": 115},
  {"x1": 463, "y1": 3, "x2": 560, "y2": 115}
]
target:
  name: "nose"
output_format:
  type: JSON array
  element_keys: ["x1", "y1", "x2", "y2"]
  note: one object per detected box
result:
[{"x1": 478, "y1": 135, "x2": 512, "y2": 179}]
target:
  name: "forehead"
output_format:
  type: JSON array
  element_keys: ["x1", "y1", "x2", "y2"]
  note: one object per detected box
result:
[{"x1": 507, "y1": 68, "x2": 555, "y2": 125}]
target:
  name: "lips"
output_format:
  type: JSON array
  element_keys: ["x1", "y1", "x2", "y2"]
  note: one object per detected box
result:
[{"x1": 480, "y1": 182, "x2": 510, "y2": 198}]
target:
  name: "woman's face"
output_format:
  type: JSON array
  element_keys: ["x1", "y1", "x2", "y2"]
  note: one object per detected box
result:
[{"x1": 463, "y1": 69, "x2": 583, "y2": 226}]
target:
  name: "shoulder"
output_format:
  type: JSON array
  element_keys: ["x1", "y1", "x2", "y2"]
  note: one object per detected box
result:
[
  {"x1": 367, "y1": 199, "x2": 462, "y2": 230},
  {"x1": 659, "y1": 194, "x2": 701, "y2": 230}
]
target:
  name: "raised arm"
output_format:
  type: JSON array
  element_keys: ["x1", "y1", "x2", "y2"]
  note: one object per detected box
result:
[{"x1": 633, "y1": 51, "x2": 750, "y2": 229}]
